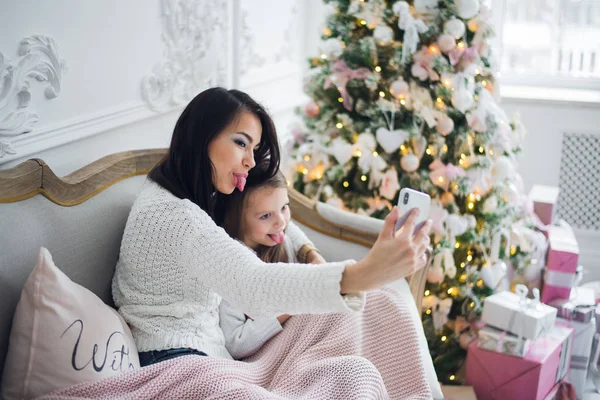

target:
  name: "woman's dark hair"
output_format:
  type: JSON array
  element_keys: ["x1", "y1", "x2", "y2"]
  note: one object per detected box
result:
[
  {"x1": 148, "y1": 87, "x2": 280, "y2": 218},
  {"x1": 222, "y1": 168, "x2": 289, "y2": 264}
]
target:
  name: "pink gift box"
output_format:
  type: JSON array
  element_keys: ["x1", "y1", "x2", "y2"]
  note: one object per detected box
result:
[
  {"x1": 465, "y1": 324, "x2": 574, "y2": 400},
  {"x1": 529, "y1": 185, "x2": 560, "y2": 226},
  {"x1": 541, "y1": 226, "x2": 579, "y2": 304}
]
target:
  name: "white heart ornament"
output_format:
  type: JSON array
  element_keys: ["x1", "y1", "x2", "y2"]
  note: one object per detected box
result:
[
  {"x1": 481, "y1": 260, "x2": 507, "y2": 289},
  {"x1": 329, "y1": 139, "x2": 353, "y2": 165},
  {"x1": 376, "y1": 127, "x2": 409, "y2": 154}
]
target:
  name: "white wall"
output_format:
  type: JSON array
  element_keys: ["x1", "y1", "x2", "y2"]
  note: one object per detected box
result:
[{"x1": 0, "y1": 0, "x2": 309, "y2": 175}]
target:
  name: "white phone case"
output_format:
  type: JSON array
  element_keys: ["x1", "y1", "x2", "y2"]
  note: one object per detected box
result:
[{"x1": 394, "y1": 188, "x2": 431, "y2": 236}]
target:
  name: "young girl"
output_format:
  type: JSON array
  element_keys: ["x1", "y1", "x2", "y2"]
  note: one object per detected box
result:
[{"x1": 219, "y1": 170, "x2": 308, "y2": 359}]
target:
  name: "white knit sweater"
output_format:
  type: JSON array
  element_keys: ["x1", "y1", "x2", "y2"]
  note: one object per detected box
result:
[
  {"x1": 112, "y1": 180, "x2": 363, "y2": 359},
  {"x1": 219, "y1": 238, "x2": 297, "y2": 360}
]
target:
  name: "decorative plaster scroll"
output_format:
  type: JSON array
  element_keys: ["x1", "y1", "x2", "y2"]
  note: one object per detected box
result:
[
  {"x1": 0, "y1": 35, "x2": 67, "y2": 158},
  {"x1": 142, "y1": 0, "x2": 229, "y2": 112}
]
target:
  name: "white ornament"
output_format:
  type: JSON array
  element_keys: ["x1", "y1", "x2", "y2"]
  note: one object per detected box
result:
[
  {"x1": 329, "y1": 138, "x2": 354, "y2": 165},
  {"x1": 356, "y1": 132, "x2": 377, "y2": 150},
  {"x1": 376, "y1": 127, "x2": 409, "y2": 154},
  {"x1": 444, "y1": 18, "x2": 466, "y2": 39},
  {"x1": 437, "y1": 34, "x2": 456, "y2": 53},
  {"x1": 481, "y1": 260, "x2": 507, "y2": 289},
  {"x1": 451, "y1": 83, "x2": 474, "y2": 113},
  {"x1": 320, "y1": 38, "x2": 344, "y2": 59},
  {"x1": 456, "y1": 0, "x2": 480, "y2": 19},
  {"x1": 435, "y1": 114, "x2": 455, "y2": 136},
  {"x1": 503, "y1": 182, "x2": 520, "y2": 203},
  {"x1": 446, "y1": 214, "x2": 475, "y2": 238},
  {"x1": 492, "y1": 156, "x2": 515, "y2": 182},
  {"x1": 414, "y1": 0, "x2": 438, "y2": 12},
  {"x1": 389, "y1": 80, "x2": 409, "y2": 99},
  {"x1": 426, "y1": 296, "x2": 453, "y2": 330},
  {"x1": 373, "y1": 25, "x2": 394, "y2": 44},
  {"x1": 442, "y1": 249, "x2": 457, "y2": 278},
  {"x1": 401, "y1": 153, "x2": 420, "y2": 172},
  {"x1": 427, "y1": 263, "x2": 445, "y2": 284},
  {"x1": 482, "y1": 195, "x2": 498, "y2": 213},
  {"x1": 393, "y1": 1, "x2": 429, "y2": 64}
]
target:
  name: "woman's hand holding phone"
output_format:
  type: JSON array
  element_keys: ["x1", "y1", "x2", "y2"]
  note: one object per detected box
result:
[{"x1": 340, "y1": 207, "x2": 432, "y2": 294}]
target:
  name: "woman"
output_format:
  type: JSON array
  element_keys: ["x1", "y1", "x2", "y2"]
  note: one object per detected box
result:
[{"x1": 112, "y1": 87, "x2": 432, "y2": 367}]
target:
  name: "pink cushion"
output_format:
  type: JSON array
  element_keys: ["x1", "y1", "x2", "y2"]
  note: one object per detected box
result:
[{"x1": 1, "y1": 247, "x2": 140, "y2": 399}]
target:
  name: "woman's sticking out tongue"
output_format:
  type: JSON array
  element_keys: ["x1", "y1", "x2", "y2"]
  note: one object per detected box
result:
[{"x1": 233, "y1": 174, "x2": 247, "y2": 191}]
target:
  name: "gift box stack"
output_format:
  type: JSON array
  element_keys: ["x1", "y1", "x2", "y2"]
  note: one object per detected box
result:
[
  {"x1": 530, "y1": 184, "x2": 598, "y2": 398},
  {"x1": 591, "y1": 305, "x2": 600, "y2": 392},
  {"x1": 546, "y1": 287, "x2": 597, "y2": 398},
  {"x1": 465, "y1": 285, "x2": 573, "y2": 400}
]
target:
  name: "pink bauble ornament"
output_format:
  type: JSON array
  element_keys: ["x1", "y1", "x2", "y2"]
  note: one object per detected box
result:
[
  {"x1": 437, "y1": 34, "x2": 456, "y2": 53},
  {"x1": 436, "y1": 115, "x2": 455, "y2": 136},
  {"x1": 389, "y1": 80, "x2": 409, "y2": 99},
  {"x1": 304, "y1": 102, "x2": 321, "y2": 118},
  {"x1": 427, "y1": 264, "x2": 445, "y2": 284},
  {"x1": 401, "y1": 153, "x2": 420, "y2": 172},
  {"x1": 441, "y1": 191, "x2": 455, "y2": 207}
]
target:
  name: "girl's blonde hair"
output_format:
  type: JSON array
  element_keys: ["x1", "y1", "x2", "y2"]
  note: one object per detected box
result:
[{"x1": 222, "y1": 169, "x2": 289, "y2": 264}]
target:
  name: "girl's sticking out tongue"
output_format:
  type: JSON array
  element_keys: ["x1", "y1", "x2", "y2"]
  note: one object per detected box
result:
[{"x1": 269, "y1": 232, "x2": 285, "y2": 244}]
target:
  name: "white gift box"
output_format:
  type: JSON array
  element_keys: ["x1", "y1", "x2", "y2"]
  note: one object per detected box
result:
[
  {"x1": 481, "y1": 290, "x2": 557, "y2": 340},
  {"x1": 477, "y1": 325, "x2": 531, "y2": 357}
]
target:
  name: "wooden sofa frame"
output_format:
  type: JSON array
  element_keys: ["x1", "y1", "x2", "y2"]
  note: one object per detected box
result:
[{"x1": 0, "y1": 149, "x2": 427, "y2": 312}]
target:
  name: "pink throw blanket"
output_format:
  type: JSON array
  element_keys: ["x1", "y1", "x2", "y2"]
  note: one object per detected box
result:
[{"x1": 37, "y1": 288, "x2": 432, "y2": 399}]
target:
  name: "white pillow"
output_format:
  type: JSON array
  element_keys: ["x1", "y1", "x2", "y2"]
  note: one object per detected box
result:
[{"x1": 1, "y1": 247, "x2": 140, "y2": 399}]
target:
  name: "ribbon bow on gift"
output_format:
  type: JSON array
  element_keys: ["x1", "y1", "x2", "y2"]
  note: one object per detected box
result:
[
  {"x1": 515, "y1": 284, "x2": 541, "y2": 310},
  {"x1": 324, "y1": 60, "x2": 371, "y2": 112}
]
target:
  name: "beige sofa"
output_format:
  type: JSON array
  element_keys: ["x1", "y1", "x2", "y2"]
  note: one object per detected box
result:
[{"x1": 0, "y1": 149, "x2": 439, "y2": 396}]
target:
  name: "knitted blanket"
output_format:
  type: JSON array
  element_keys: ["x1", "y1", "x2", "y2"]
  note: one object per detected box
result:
[{"x1": 37, "y1": 288, "x2": 432, "y2": 399}]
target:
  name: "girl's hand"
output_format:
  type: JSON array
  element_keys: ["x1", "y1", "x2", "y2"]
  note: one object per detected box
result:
[
  {"x1": 306, "y1": 249, "x2": 326, "y2": 264},
  {"x1": 277, "y1": 314, "x2": 291, "y2": 325},
  {"x1": 340, "y1": 207, "x2": 432, "y2": 294}
]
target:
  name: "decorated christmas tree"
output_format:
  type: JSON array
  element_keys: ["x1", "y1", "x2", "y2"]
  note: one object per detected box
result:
[{"x1": 283, "y1": 0, "x2": 548, "y2": 384}]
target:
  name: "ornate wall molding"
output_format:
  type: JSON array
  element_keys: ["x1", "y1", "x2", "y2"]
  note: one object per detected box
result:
[
  {"x1": 239, "y1": 9, "x2": 267, "y2": 76},
  {"x1": 273, "y1": 2, "x2": 300, "y2": 65},
  {"x1": 239, "y1": 1, "x2": 300, "y2": 78},
  {"x1": 0, "y1": 35, "x2": 67, "y2": 158},
  {"x1": 141, "y1": 0, "x2": 230, "y2": 112}
]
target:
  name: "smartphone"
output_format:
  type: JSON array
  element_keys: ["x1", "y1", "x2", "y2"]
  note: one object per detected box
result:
[{"x1": 394, "y1": 188, "x2": 431, "y2": 237}]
